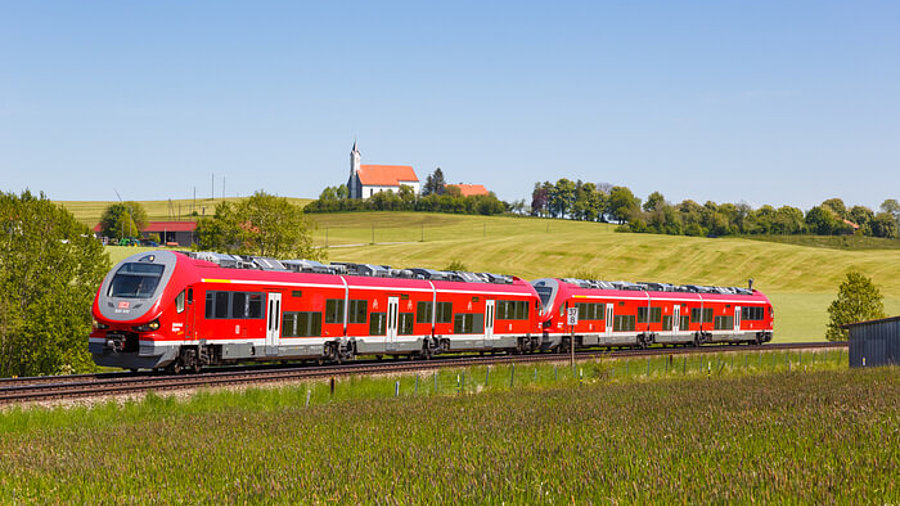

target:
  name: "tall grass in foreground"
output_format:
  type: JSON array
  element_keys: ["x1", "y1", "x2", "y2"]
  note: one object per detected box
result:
[{"x1": 2, "y1": 350, "x2": 896, "y2": 503}]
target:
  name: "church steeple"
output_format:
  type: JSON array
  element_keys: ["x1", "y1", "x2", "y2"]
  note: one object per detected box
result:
[{"x1": 349, "y1": 139, "x2": 362, "y2": 198}]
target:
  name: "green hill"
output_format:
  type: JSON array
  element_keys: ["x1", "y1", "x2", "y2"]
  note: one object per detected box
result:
[
  {"x1": 311, "y1": 212, "x2": 900, "y2": 342},
  {"x1": 102, "y1": 211, "x2": 900, "y2": 343},
  {"x1": 58, "y1": 197, "x2": 312, "y2": 228}
]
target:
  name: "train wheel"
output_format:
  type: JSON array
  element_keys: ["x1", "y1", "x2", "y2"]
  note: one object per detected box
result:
[{"x1": 375, "y1": 355, "x2": 383, "y2": 361}]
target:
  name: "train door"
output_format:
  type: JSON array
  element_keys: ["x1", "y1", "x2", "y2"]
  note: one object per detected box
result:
[
  {"x1": 386, "y1": 296, "x2": 399, "y2": 350},
  {"x1": 672, "y1": 304, "x2": 680, "y2": 337},
  {"x1": 184, "y1": 287, "x2": 195, "y2": 341},
  {"x1": 266, "y1": 292, "x2": 282, "y2": 355},
  {"x1": 734, "y1": 306, "x2": 741, "y2": 336},
  {"x1": 605, "y1": 303, "x2": 614, "y2": 336},
  {"x1": 484, "y1": 300, "x2": 495, "y2": 347}
]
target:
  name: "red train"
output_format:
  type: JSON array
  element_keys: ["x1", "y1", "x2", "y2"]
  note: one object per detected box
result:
[{"x1": 89, "y1": 251, "x2": 773, "y2": 372}]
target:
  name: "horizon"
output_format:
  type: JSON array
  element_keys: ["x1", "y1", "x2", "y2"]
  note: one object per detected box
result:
[{"x1": 2, "y1": 1, "x2": 898, "y2": 211}]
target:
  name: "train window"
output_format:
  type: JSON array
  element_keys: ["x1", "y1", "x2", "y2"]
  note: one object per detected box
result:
[
  {"x1": 282, "y1": 311, "x2": 322, "y2": 337},
  {"x1": 692, "y1": 308, "x2": 713, "y2": 323},
  {"x1": 435, "y1": 302, "x2": 452, "y2": 324},
  {"x1": 107, "y1": 263, "x2": 165, "y2": 299},
  {"x1": 416, "y1": 302, "x2": 433, "y2": 324},
  {"x1": 714, "y1": 316, "x2": 734, "y2": 330},
  {"x1": 214, "y1": 292, "x2": 229, "y2": 319},
  {"x1": 349, "y1": 300, "x2": 367, "y2": 324},
  {"x1": 453, "y1": 314, "x2": 484, "y2": 334},
  {"x1": 637, "y1": 307, "x2": 661, "y2": 323},
  {"x1": 204, "y1": 291, "x2": 265, "y2": 319},
  {"x1": 741, "y1": 306, "x2": 765, "y2": 321},
  {"x1": 398, "y1": 313, "x2": 414, "y2": 335},
  {"x1": 680, "y1": 315, "x2": 690, "y2": 329},
  {"x1": 637, "y1": 307, "x2": 648, "y2": 323},
  {"x1": 650, "y1": 307, "x2": 662, "y2": 323},
  {"x1": 369, "y1": 313, "x2": 386, "y2": 335},
  {"x1": 325, "y1": 299, "x2": 344, "y2": 324},
  {"x1": 175, "y1": 291, "x2": 185, "y2": 313},
  {"x1": 662, "y1": 315, "x2": 672, "y2": 331},
  {"x1": 497, "y1": 301, "x2": 529, "y2": 320},
  {"x1": 186, "y1": 288, "x2": 193, "y2": 305},
  {"x1": 231, "y1": 293, "x2": 247, "y2": 318},
  {"x1": 247, "y1": 294, "x2": 263, "y2": 318},
  {"x1": 613, "y1": 315, "x2": 635, "y2": 332}
]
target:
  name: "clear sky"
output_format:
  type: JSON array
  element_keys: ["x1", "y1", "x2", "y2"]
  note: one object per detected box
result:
[{"x1": 2, "y1": 1, "x2": 898, "y2": 211}]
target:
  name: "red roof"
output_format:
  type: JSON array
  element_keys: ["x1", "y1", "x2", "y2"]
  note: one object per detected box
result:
[
  {"x1": 358, "y1": 164, "x2": 419, "y2": 186},
  {"x1": 842, "y1": 218, "x2": 859, "y2": 230},
  {"x1": 92, "y1": 221, "x2": 197, "y2": 233},
  {"x1": 447, "y1": 184, "x2": 489, "y2": 197}
]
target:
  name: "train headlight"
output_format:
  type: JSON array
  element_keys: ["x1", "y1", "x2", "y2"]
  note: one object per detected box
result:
[
  {"x1": 133, "y1": 319, "x2": 161, "y2": 332},
  {"x1": 92, "y1": 318, "x2": 109, "y2": 330}
]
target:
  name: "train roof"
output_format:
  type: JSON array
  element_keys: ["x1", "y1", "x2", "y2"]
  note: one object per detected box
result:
[
  {"x1": 555, "y1": 277, "x2": 756, "y2": 296},
  {"x1": 183, "y1": 251, "x2": 518, "y2": 286}
]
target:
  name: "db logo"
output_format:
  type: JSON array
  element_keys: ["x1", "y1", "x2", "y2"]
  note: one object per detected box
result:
[{"x1": 117, "y1": 301, "x2": 130, "y2": 309}]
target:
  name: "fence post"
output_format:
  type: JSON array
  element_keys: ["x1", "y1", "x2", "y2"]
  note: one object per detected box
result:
[
  {"x1": 646, "y1": 358, "x2": 650, "y2": 377},
  {"x1": 395, "y1": 380, "x2": 400, "y2": 397},
  {"x1": 415, "y1": 374, "x2": 419, "y2": 395},
  {"x1": 330, "y1": 377, "x2": 335, "y2": 397},
  {"x1": 533, "y1": 368, "x2": 537, "y2": 381},
  {"x1": 510, "y1": 364, "x2": 515, "y2": 387},
  {"x1": 434, "y1": 371, "x2": 438, "y2": 393},
  {"x1": 305, "y1": 390, "x2": 311, "y2": 407},
  {"x1": 485, "y1": 366, "x2": 490, "y2": 386},
  {"x1": 682, "y1": 356, "x2": 686, "y2": 374},
  {"x1": 555, "y1": 365, "x2": 558, "y2": 381}
]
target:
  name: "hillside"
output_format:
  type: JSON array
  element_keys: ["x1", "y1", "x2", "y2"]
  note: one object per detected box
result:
[
  {"x1": 101, "y1": 210, "x2": 900, "y2": 342},
  {"x1": 58, "y1": 197, "x2": 312, "y2": 228},
  {"x1": 310, "y1": 212, "x2": 900, "y2": 342}
]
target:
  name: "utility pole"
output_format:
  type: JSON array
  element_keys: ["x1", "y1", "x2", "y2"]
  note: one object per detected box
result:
[{"x1": 211, "y1": 173, "x2": 215, "y2": 200}]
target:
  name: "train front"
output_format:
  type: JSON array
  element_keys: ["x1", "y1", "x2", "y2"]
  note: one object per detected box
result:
[{"x1": 88, "y1": 251, "x2": 185, "y2": 370}]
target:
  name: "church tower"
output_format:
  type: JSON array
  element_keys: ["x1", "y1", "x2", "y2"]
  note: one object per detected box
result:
[{"x1": 348, "y1": 140, "x2": 361, "y2": 198}]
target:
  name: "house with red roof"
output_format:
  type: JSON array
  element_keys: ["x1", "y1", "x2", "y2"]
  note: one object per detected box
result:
[
  {"x1": 446, "y1": 184, "x2": 490, "y2": 197},
  {"x1": 347, "y1": 141, "x2": 420, "y2": 199}
]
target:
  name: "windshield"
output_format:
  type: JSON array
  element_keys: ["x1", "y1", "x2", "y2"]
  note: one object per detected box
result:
[
  {"x1": 108, "y1": 263, "x2": 165, "y2": 299},
  {"x1": 534, "y1": 286, "x2": 554, "y2": 312}
]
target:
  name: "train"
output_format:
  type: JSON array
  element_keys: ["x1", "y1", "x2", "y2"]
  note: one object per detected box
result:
[{"x1": 89, "y1": 250, "x2": 774, "y2": 373}]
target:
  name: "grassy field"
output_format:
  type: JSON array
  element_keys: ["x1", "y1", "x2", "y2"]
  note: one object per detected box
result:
[
  {"x1": 99, "y1": 208, "x2": 900, "y2": 341},
  {"x1": 58, "y1": 197, "x2": 311, "y2": 228},
  {"x1": 308, "y1": 212, "x2": 900, "y2": 341},
  {"x1": 1, "y1": 351, "x2": 896, "y2": 503}
]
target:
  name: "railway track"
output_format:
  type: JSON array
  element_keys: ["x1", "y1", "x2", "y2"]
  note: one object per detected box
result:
[{"x1": 0, "y1": 341, "x2": 847, "y2": 405}]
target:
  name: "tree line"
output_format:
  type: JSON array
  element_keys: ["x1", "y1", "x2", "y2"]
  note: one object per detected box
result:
[{"x1": 530, "y1": 179, "x2": 899, "y2": 239}]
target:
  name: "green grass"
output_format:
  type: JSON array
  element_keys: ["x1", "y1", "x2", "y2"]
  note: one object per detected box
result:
[
  {"x1": 309, "y1": 212, "x2": 900, "y2": 341},
  {"x1": 1, "y1": 351, "x2": 896, "y2": 503},
  {"x1": 742, "y1": 233, "x2": 900, "y2": 250},
  {"x1": 58, "y1": 197, "x2": 311, "y2": 228}
]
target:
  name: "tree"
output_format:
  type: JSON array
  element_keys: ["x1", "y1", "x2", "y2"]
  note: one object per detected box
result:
[
  {"x1": 422, "y1": 168, "x2": 447, "y2": 196},
  {"x1": 805, "y1": 206, "x2": 837, "y2": 235},
  {"x1": 825, "y1": 271, "x2": 886, "y2": 341},
  {"x1": 607, "y1": 186, "x2": 640, "y2": 224},
  {"x1": 530, "y1": 182, "x2": 550, "y2": 217},
  {"x1": 871, "y1": 212, "x2": 898, "y2": 239},
  {"x1": 195, "y1": 191, "x2": 323, "y2": 260},
  {"x1": 821, "y1": 198, "x2": 848, "y2": 219},
  {"x1": 99, "y1": 201, "x2": 148, "y2": 238},
  {"x1": 643, "y1": 191, "x2": 666, "y2": 213},
  {"x1": 0, "y1": 191, "x2": 110, "y2": 376}
]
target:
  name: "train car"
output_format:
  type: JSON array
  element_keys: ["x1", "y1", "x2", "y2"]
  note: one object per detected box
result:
[
  {"x1": 89, "y1": 251, "x2": 542, "y2": 372},
  {"x1": 531, "y1": 278, "x2": 774, "y2": 350}
]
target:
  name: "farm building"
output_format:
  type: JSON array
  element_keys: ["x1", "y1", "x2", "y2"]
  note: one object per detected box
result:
[
  {"x1": 347, "y1": 141, "x2": 420, "y2": 199},
  {"x1": 843, "y1": 316, "x2": 900, "y2": 367},
  {"x1": 93, "y1": 221, "x2": 197, "y2": 247},
  {"x1": 446, "y1": 184, "x2": 490, "y2": 197}
]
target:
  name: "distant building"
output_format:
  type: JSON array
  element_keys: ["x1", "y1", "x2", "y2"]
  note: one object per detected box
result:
[
  {"x1": 446, "y1": 184, "x2": 490, "y2": 197},
  {"x1": 347, "y1": 141, "x2": 420, "y2": 199},
  {"x1": 93, "y1": 221, "x2": 196, "y2": 247}
]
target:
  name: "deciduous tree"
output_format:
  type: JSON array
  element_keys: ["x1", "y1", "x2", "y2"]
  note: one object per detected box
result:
[
  {"x1": 99, "y1": 201, "x2": 148, "y2": 239},
  {"x1": 0, "y1": 191, "x2": 110, "y2": 376},
  {"x1": 825, "y1": 271, "x2": 886, "y2": 341}
]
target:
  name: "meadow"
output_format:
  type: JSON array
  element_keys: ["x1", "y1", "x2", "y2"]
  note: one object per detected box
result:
[{"x1": 1, "y1": 350, "x2": 896, "y2": 503}]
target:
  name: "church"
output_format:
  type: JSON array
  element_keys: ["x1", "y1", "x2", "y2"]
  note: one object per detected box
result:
[{"x1": 346, "y1": 141, "x2": 420, "y2": 199}]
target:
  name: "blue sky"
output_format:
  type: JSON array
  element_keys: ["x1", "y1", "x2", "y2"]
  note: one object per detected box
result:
[{"x1": 2, "y1": 1, "x2": 898, "y2": 210}]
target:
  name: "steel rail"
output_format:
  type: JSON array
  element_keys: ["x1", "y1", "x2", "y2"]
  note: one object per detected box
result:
[{"x1": 0, "y1": 341, "x2": 847, "y2": 404}]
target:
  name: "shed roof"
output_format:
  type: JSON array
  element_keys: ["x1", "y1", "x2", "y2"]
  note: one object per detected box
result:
[{"x1": 447, "y1": 184, "x2": 490, "y2": 197}]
